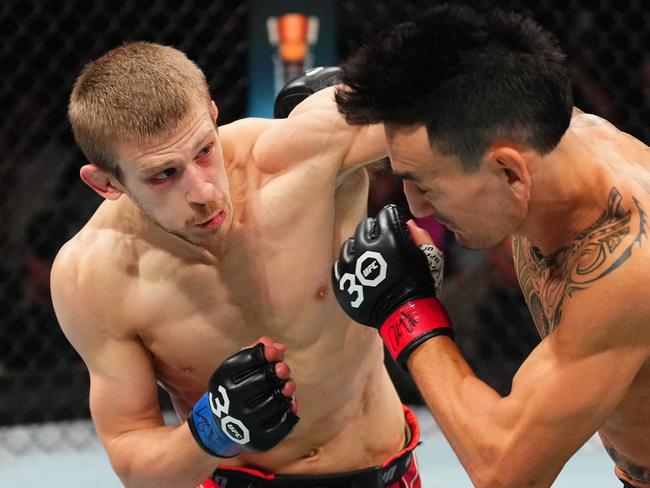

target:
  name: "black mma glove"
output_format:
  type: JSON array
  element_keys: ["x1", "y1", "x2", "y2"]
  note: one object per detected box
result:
[
  {"x1": 273, "y1": 66, "x2": 342, "y2": 118},
  {"x1": 332, "y1": 204, "x2": 453, "y2": 370},
  {"x1": 188, "y1": 343, "x2": 299, "y2": 457}
]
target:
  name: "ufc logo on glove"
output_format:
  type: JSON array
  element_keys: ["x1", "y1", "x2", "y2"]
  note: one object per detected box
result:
[
  {"x1": 210, "y1": 386, "x2": 250, "y2": 444},
  {"x1": 337, "y1": 251, "x2": 388, "y2": 308}
]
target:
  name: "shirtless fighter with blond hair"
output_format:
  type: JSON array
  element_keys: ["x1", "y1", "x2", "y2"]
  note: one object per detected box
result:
[{"x1": 51, "y1": 43, "x2": 420, "y2": 487}]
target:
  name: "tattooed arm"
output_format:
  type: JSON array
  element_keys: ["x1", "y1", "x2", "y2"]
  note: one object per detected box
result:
[
  {"x1": 408, "y1": 269, "x2": 649, "y2": 487},
  {"x1": 405, "y1": 194, "x2": 650, "y2": 487}
]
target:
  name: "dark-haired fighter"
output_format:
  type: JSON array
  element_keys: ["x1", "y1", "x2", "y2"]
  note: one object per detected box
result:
[{"x1": 334, "y1": 5, "x2": 650, "y2": 487}]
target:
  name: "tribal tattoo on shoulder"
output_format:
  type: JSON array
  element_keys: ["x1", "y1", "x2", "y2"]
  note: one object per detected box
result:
[{"x1": 512, "y1": 187, "x2": 647, "y2": 337}]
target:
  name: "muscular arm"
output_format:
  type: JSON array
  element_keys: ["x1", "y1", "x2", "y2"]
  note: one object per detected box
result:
[
  {"x1": 51, "y1": 247, "x2": 217, "y2": 487},
  {"x1": 90, "y1": 340, "x2": 217, "y2": 487},
  {"x1": 286, "y1": 86, "x2": 387, "y2": 172},
  {"x1": 407, "y1": 270, "x2": 649, "y2": 487},
  {"x1": 234, "y1": 87, "x2": 385, "y2": 179}
]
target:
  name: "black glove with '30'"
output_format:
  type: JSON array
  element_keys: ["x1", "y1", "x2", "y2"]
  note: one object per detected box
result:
[
  {"x1": 332, "y1": 205, "x2": 454, "y2": 370},
  {"x1": 188, "y1": 344, "x2": 299, "y2": 457}
]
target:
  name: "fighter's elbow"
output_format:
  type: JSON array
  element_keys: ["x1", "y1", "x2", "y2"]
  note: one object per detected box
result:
[
  {"x1": 104, "y1": 439, "x2": 148, "y2": 488},
  {"x1": 110, "y1": 456, "x2": 163, "y2": 488},
  {"x1": 105, "y1": 446, "x2": 137, "y2": 487},
  {"x1": 468, "y1": 474, "x2": 512, "y2": 488},
  {"x1": 466, "y1": 465, "x2": 503, "y2": 488},
  {"x1": 468, "y1": 465, "x2": 549, "y2": 488},
  {"x1": 461, "y1": 447, "x2": 543, "y2": 488},
  {"x1": 110, "y1": 458, "x2": 135, "y2": 487}
]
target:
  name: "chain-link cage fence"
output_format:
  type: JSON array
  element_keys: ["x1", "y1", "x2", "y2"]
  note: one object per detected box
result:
[
  {"x1": 340, "y1": 0, "x2": 650, "y2": 141},
  {"x1": 1, "y1": 0, "x2": 648, "y2": 454},
  {"x1": 0, "y1": 0, "x2": 249, "y2": 454}
]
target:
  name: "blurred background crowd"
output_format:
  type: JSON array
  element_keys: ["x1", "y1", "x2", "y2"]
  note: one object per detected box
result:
[{"x1": 1, "y1": 0, "x2": 648, "y2": 453}]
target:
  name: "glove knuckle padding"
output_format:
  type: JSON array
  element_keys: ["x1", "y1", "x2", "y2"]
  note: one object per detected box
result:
[
  {"x1": 257, "y1": 407, "x2": 299, "y2": 451},
  {"x1": 340, "y1": 237, "x2": 356, "y2": 262},
  {"x1": 354, "y1": 217, "x2": 374, "y2": 246},
  {"x1": 217, "y1": 344, "x2": 266, "y2": 379},
  {"x1": 249, "y1": 388, "x2": 288, "y2": 418},
  {"x1": 254, "y1": 396, "x2": 297, "y2": 451},
  {"x1": 265, "y1": 392, "x2": 293, "y2": 424}
]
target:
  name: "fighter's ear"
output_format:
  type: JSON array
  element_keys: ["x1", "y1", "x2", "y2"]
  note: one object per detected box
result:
[
  {"x1": 486, "y1": 143, "x2": 532, "y2": 202},
  {"x1": 210, "y1": 100, "x2": 219, "y2": 124},
  {"x1": 80, "y1": 164, "x2": 124, "y2": 201}
]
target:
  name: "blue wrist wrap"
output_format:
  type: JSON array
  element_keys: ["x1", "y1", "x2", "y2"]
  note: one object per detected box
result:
[{"x1": 188, "y1": 392, "x2": 243, "y2": 458}]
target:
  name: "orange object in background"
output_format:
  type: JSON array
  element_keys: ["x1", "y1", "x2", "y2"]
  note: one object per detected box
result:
[
  {"x1": 267, "y1": 12, "x2": 320, "y2": 93},
  {"x1": 277, "y1": 13, "x2": 309, "y2": 63}
]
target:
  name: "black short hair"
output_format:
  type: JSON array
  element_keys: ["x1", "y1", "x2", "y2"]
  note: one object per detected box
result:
[{"x1": 336, "y1": 4, "x2": 573, "y2": 171}]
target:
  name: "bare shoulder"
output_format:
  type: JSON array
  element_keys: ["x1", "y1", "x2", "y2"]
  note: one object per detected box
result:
[
  {"x1": 569, "y1": 109, "x2": 615, "y2": 131},
  {"x1": 226, "y1": 117, "x2": 344, "y2": 173},
  {"x1": 219, "y1": 116, "x2": 321, "y2": 180},
  {"x1": 571, "y1": 110, "x2": 650, "y2": 156},
  {"x1": 219, "y1": 117, "x2": 275, "y2": 169},
  {"x1": 51, "y1": 225, "x2": 140, "y2": 346},
  {"x1": 220, "y1": 91, "x2": 384, "y2": 198},
  {"x1": 514, "y1": 188, "x2": 650, "y2": 348},
  {"x1": 557, "y1": 234, "x2": 650, "y2": 350},
  {"x1": 569, "y1": 110, "x2": 623, "y2": 147},
  {"x1": 236, "y1": 87, "x2": 371, "y2": 170}
]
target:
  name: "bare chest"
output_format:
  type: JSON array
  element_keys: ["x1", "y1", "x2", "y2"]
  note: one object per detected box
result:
[
  {"x1": 135, "y1": 238, "x2": 340, "y2": 393},
  {"x1": 131, "y1": 172, "x2": 370, "y2": 407}
]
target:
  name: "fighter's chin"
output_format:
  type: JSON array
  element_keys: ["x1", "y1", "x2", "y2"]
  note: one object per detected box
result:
[
  {"x1": 454, "y1": 230, "x2": 500, "y2": 250},
  {"x1": 189, "y1": 222, "x2": 232, "y2": 246},
  {"x1": 160, "y1": 222, "x2": 228, "y2": 248}
]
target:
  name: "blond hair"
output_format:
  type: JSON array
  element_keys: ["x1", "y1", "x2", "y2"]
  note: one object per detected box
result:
[{"x1": 68, "y1": 42, "x2": 211, "y2": 179}]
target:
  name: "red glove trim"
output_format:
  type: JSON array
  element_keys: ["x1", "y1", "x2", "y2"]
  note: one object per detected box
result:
[{"x1": 379, "y1": 297, "x2": 452, "y2": 362}]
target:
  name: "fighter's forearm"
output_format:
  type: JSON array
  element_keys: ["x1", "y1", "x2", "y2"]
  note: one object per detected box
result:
[
  {"x1": 407, "y1": 337, "x2": 533, "y2": 487},
  {"x1": 104, "y1": 422, "x2": 218, "y2": 488}
]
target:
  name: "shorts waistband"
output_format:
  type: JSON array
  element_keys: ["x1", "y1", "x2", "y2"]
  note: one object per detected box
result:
[{"x1": 211, "y1": 405, "x2": 420, "y2": 488}]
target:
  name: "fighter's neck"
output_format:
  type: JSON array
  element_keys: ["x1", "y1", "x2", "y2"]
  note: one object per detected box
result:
[
  {"x1": 515, "y1": 130, "x2": 616, "y2": 257},
  {"x1": 111, "y1": 197, "x2": 223, "y2": 264}
]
